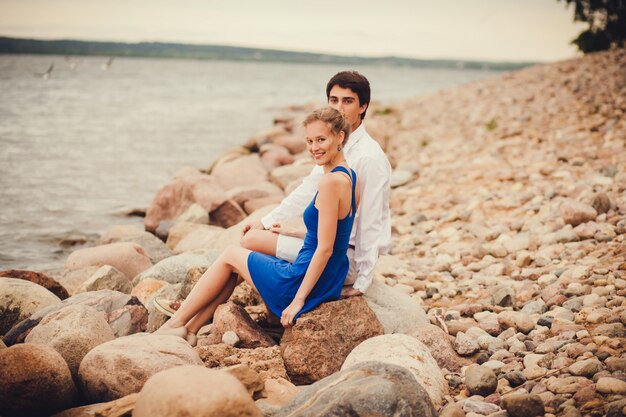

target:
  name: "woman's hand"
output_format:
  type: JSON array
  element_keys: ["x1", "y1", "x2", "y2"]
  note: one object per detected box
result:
[
  {"x1": 269, "y1": 223, "x2": 305, "y2": 239},
  {"x1": 281, "y1": 298, "x2": 305, "y2": 327}
]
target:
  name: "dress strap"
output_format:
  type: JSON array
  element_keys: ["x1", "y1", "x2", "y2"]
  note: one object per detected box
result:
[
  {"x1": 349, "y1": 168, "x2": 357, "y2": 217},
  {"x1": 331, "y1": 166, "x2": 357, "y2": 217}
]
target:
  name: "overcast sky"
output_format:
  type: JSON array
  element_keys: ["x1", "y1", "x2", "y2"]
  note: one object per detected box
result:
[{"x1": 0, "y1": 0, "x2": 587, "y2": 62}]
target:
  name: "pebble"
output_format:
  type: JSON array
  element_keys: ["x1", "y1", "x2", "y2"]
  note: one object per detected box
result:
[
  {"x1": 503, "y1": 371, "x2": 526, "y2": 387},
  {"x1": 222, "y1": 330, "x2": 240, "y2": 346},
  {"x1": 568, "y1": 357, "x2": 602, "y2": 377},
  {"x1": 455, "y1": 332, "x2": 480, "y2": 356},
  {"x1": 596, "y1": 377, "x2": 626, "y2": 395},
  {"x1": 463, "y1": 398, "x2": 501, "y2": 415},
  {"x1": 498, "y1": 311, "x2": 535, "y2": 334},
  {"x1": 465, "y1": 365, "x2": 498, "y2": 396},
  {"x1": 502, "y1": 393, "x2": 545, "y2": 417}
]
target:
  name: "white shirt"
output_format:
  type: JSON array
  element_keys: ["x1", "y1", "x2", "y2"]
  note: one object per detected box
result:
[{"x1": 261, "y1": 123, "x2": 392, "y2": 292}]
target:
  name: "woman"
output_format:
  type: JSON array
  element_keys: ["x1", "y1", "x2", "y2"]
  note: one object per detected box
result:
[{"x1": 156, "y1": 107, "x2": 359, "y2": 345}]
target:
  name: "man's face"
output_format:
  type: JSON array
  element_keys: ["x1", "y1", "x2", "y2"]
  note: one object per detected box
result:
[{"x1": 328, "y1": 85, "x2": 367, "y2": 132}]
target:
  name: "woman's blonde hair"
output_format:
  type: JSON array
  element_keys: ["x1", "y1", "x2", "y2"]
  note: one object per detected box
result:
[{"x1": 303, "y1": 107, "x2": 351, "y2": 145}]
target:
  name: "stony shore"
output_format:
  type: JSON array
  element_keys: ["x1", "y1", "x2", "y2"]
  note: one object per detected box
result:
[{"x1": 1, "y1": 48, "x2": 625, "y2": 417}]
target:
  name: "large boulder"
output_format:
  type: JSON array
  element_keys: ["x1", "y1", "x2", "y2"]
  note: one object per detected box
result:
[
  {"x1": 50, "y1": 266, "x2": 101, "y2": 296},
  {"x1": 273, "y1": 134, "x2": 307, "y2": 155},
  {"x1": 78, "y1": 333, "x2": 203, "y2": 402},
  {"x1": 75, "y1": 265, "x2": 133, "y2": 294},
  {"x1": 165, "y1": 221, "x2": 211, "y2": 250},
  {"x1": 134, "y1": 251, "x2": 220, "y2": 285},
  {"x1": 342, "y1": 334, "x2": 448, "y2": 409},
  {"x1": 227, "y1": 182, "x2": 284, "y2": 208},
  {"x1": 144, "y1": 168, "x2": 226, "y2": 232},
  {"x1": 269, "y1": 162, "x2": 314, "y2": 190},
  {"x1": 260, "y1": 144, "x2": 296, "y2": 170},
  {"x1": 210, "y1": 199, "x2": 247, "y2": 228},
  {"x1": 0, "y1": 278, "x2": 61, "y2": 335},
  {"x1": 25, "y1": 304, "x2": 115, "y2": 380},
  {"x1": 244, "y1": 196, "x2": 284, "y2": 214},
  {"x1": 131, "y1": 278, "x2": 169, "y2": 307},
  {"x1": 172, "y1": 225, "x2": 226, "y2": 253},
  {"x1": 177, "y1": 205, "x2": 277, "y2": 254},
  {"x1": 134, "y1": 365, "x2": 262, "y2": 417},
  {"x1": 65, "y1": 242, "x2": 152, "y2": 280},
  {"x1": 407, "y1": 324, "x2": 470, "y2": 372},
  {"x1": 0, "y1": 269, "x2": 69, "y2": 299},
  {"x1": 196, "y1": 343, "x2": 289, "y2": 380},
  {"x1": 275, "y1": 361, "x2": 437, "y2": 417},
  {"x1": 100, "y1": 224, "x2": 172, "y2": 263},
  {"x1": 364, "y1": 279, "x2": 429, "y2": 333},
  {"x1": 211, "y1": 302, "x2": 276, "y2": 348},
  {"x1": 176, "y1": 203, "x2": 209, "y2": 224},
  {"x1": 0, "y1": 343, "x2": 77, "y2": 417},
  {"x1": 212, "y1": 154, "x2": 268, "y2": 190},
  {"x1": 4, "y1": 290, "x2": 146, "y2": 345},
  {"x1": 280, "y1": 297, "x2": 384, "y2": 384}
]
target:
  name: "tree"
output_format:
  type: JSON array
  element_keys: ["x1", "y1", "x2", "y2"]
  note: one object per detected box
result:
[{"x1": 559, "y1": 0, "x2": 626, "y2": 52}]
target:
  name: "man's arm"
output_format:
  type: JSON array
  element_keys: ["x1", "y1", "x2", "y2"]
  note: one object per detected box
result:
[
  {"x1": 260, "y1": 165, "x2": 324, "y2": 229},
  {"x1": 351, "y1": 159, "x2": 390, "y2": 293}
]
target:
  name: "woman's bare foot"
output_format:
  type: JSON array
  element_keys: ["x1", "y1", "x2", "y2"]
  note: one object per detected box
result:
[
  {"x1": 154, "y1": 322, "x2": 188, "y2": 339},
  {"x1": 186, "y1": 332, "x2": 198, "y2": 347}
]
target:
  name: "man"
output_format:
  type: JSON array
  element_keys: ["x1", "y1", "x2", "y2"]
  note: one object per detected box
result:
[{"x1": 241, "y1": 71, "x2": 391, "y2": 297}]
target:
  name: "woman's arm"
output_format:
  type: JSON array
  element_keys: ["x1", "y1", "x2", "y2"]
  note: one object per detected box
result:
[{"x1": 280, "y1": 174, "x2": 341, "y2": 326}]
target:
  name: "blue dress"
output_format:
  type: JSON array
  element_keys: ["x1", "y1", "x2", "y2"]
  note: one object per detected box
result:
[{"x1": 247, "y1": 165, "x2": 357, "y2": 321}]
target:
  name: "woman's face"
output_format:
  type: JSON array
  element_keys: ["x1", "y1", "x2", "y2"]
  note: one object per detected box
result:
[{"x1": 305, "y1": 120, "x2": 341, "y2": 166}]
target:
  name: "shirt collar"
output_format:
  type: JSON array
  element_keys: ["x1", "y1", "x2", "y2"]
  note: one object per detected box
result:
[{"x1": 344, "y1": 123, "x2": 366, "y2": 154}]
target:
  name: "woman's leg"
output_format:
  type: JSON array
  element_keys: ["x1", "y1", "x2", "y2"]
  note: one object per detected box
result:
[
  {"x1": 240, "y1": 229, "x2": 278, "y2": 257},
  {"x1": 163, "y1": 245, "x2": 255, "y2": 330},
  {"x1": 185, "y1": 274, "x2": 241, "y2": 334}
]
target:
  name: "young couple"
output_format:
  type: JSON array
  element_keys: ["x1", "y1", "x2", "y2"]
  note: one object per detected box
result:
[{"x1": 155, "y1": 71, "x2": 391, "y2": 346}]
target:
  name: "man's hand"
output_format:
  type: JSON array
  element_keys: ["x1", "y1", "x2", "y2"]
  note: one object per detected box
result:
[
  {"x1": 281, "y1": 298, "x2": 305, "y2": 327},
  {"x1": 340, "y1": 287, "x2": 363, "y2": 299},
  {"x1": 242, "y1": 220, "x2": 265, "y2": 236},
  {"x1": 269, "y1": 223, "x2": 305, "y2": 239}
]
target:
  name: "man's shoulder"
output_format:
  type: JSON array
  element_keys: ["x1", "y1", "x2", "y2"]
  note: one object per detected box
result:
[{"x1": 351, "y1": 136, "x2": 390, "y2": 168}]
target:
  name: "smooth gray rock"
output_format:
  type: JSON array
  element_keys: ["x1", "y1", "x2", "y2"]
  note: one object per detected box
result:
[
  {"x1": 363, "y1": 280, "x2": 429, "y2": 334},
  {"x1": 275, "y1": 361, "x2": 437, "y2": 417}
]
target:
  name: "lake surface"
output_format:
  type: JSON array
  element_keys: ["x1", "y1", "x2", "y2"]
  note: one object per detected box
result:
[{"x1": 0, "y1": 54, "x2": 501, "y2": 271}]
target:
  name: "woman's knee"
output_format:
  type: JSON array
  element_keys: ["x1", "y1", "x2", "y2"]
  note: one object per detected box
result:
[{"x1": 240, "y1": 230, "x2": 264, "y2": 251}]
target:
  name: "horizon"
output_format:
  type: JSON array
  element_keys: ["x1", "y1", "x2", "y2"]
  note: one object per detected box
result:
[
  {"x1": 0, "y1": 0, "x2": 587, "y2": 63},
  {"x1": 0, "y1": 35, "x2": 541, "y2": 65}
]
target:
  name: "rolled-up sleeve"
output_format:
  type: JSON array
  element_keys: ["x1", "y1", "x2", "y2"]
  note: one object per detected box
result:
[
  {"x1": 352, "y1": 158, "x2": 389, "y2": 293},
  {"x1": 261, "y1": 165, "x2": 323, "y2": 228}
]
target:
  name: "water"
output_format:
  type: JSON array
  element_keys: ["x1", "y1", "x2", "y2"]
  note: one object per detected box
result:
[{"x1": 0, "y1": 54, "x2": 501, "y2": 271}]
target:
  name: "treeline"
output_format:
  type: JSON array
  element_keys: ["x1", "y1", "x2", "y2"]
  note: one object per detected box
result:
[{"x1": 0, "y1": 36, "x2": 533, "y2": 70}]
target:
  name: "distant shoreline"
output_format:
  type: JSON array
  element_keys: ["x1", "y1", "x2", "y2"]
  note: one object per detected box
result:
[{"x1": 0, "y1": 36, "x2": 534, "y2": 71}]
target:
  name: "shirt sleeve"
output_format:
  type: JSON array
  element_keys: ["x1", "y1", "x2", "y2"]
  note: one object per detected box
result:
[
  {"x1": 352, "y1": 158, "x2": 389, "y2": 293},
  {"x1": 261, "y1": 165, "x2": 324, "y2": 228}
]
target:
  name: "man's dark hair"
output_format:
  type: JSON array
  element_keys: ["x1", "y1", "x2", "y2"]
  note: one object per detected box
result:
[{"x1": 326, "y1": 71, "x2": 371, "y2": 120}]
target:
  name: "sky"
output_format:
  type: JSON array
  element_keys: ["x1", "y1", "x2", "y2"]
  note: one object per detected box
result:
[{"x1": 0, "y1": 0, "x2": 588, "y2": 62}]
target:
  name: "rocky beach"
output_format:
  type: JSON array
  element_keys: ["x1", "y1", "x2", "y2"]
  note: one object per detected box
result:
[{"x1": 1, "y1": 48, "x2": 625, "y2": 417}]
